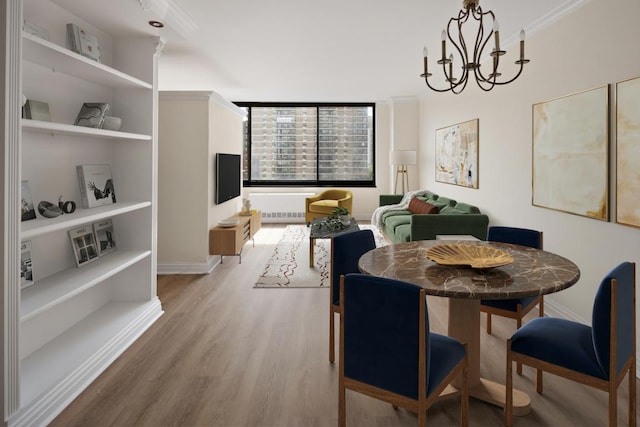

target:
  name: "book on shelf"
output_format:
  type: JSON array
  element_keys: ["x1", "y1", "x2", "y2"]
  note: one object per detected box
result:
[
  {"x1": 21, "y1": 180, "x2": 36, "y2": 221},
  {"x1": 66, "y1": 23, "x2": 101, "y2": 63},
  {"x1": 74, "y1": 102, "x2": 110, "y2": 128},
  {"x1": 68, "y1": 225, "x2": 99, "y2": 268},
  {"x1": 93, "y1": 219, "x2": 117, "y2": 256},
  {"x1": 20, "y1": 240, "x2": 34, "y2": 289},
  {"x1": 77, "y1": 164, "x2": 116, "y2": 208}
]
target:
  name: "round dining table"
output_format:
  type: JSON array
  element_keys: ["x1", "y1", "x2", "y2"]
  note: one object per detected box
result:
[{"x1": 358, "y1": 239, "x2": 580, "y2": 416}]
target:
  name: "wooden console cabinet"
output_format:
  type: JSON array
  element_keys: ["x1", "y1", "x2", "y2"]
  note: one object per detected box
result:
[{"x1": 209, "y1": 211, "x2": 261, "y2": 263}]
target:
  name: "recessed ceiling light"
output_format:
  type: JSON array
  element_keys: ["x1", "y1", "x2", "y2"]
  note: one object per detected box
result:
[{"x1": 148, "y1": 20, "x2": 164, "y2": 28}]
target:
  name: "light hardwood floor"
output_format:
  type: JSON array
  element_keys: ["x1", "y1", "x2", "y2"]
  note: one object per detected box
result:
[{"x1": 51, "y1": 225, "x2": 637, "y2": 427}]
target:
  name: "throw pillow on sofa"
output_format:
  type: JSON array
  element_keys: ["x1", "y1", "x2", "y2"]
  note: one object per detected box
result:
[{"x1": 408, "y1": 198, "x2": 439, "y2": 215}]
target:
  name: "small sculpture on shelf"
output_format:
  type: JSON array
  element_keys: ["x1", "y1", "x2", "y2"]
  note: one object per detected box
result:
[
  {"x1": 37, "y1": 201, "x2": 62, "y2": 218},
  {"x1": 74, "y1": 102, "x2": 110, "y2": 128},
  {"x1": 102, "y1": 116, "x2": 122, "y2": 131}
]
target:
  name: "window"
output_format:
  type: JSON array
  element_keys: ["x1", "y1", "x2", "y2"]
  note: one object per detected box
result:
[{"x1": 237, "y1": 103, "x2": 375, "y2": 187}]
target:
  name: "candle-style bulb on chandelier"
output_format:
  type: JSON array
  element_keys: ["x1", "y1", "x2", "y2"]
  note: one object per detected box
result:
[{"x1": 420, "y1": 0, "x2": 530, "y2": 94}]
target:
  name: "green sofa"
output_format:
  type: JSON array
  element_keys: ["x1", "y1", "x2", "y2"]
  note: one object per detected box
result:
[{"x1": 377, "y1": 191, "x2": 489, "y2": 244}]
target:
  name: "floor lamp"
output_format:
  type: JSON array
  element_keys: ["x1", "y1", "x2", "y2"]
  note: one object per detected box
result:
[{"x1": 390, "y1": 150, "x2": 416, "y2": 194}]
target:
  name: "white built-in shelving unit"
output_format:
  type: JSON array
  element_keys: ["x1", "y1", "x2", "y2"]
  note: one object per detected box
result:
[{"x1": 3, "y1": 1, "x2": 164, "y2": 425}]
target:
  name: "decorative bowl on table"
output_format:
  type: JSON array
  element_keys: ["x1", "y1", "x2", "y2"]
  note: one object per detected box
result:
[
  {"x1": 218, "y1": 219, "x2": 239, "y2": 228},
  {"x1": 425, "y1": 244, "x2": 514, "y2": 269}
]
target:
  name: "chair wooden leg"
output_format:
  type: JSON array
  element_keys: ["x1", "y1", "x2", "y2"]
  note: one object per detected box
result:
[
  {"x1": 516, "y1": 307, "x2": 523, "y2": 375},
  {"x1": 329, "y1": 310, "x2": 335, "y2": 363},
  {"x1": 630, "y1": 362, "x2": 637, "y2": 427},
  {"x1": 486, "y1": 313, "x2": 492, "y2": 334},
  {"x1": 609, "y1": 381, "x2": 617, "y2": 427},
  {"x1": 418, "y1": 411, "x2": 426, "y2": 427},
  {"x1": 536, "y1": 368, "x2": 543, "y2": 394},
  {"x1": 538, "y1": 298, "x2": 544, "y2": 317},
  {"x1": 505, "y1": 340, "x2": 513, "y2": 427},
  {"x1": 339, "y1": 383, "x2": 346, "y2": 427}
]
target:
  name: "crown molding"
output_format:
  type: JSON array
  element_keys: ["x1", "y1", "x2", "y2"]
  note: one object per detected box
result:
[
  {"x1": 506, "y1": 0, "x2": 589, "y2": 45},
  {"x1": 159, "y1": 91, "x2": 246, "y2": 116}
]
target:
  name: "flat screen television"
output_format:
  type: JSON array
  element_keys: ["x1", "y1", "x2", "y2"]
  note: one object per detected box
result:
[{"x1": 215, "y1": 153, "x2": 241, "y2": 204}]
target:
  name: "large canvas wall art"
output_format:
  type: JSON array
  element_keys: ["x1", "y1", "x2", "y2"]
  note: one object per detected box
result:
[
  {"x1": 616, "y1": 75, "x2": 640, "y2": 228},
  {"x1": 532, "y1": 85, "x2": 609, "y2": 220},
  {"x1": 435, "y1": 118, "x2": 479, "y2": 188}
]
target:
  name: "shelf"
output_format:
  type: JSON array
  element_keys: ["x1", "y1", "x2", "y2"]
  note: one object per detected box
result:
[
  {"x1": 22, "y1": 119, "x2": 151, "y2": 141},
  {"x1": 21, "y1": 250, "x2": 151, "y2": 322},
  {"x1": 20, "y1": 299, "x2": 162, "y2": 407},
  {"x1": 21, "y1": 201, "x2": 151, "y2": 240},
  {"x1": 22, "y1": 32, "x2": 152, "y2": 89}
]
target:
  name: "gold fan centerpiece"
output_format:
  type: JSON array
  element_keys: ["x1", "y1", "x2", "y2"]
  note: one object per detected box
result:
[{"x1": 425, "y1": 244, "x2": 514, "y2": 269}]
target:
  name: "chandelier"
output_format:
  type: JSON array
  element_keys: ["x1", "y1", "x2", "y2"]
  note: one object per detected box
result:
[{"x1": 420, "y1": 0, "x2": 529, "y2": 94}]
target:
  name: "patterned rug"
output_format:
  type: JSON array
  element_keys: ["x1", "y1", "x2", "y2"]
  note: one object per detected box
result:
[{"x1": 254, "y1": 224, "x2": 387, "y2": 288}]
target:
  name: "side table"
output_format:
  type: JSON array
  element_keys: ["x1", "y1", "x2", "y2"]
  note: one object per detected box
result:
[{"x1": 308, "y1": 217, "x2": 359, "y2": 267}]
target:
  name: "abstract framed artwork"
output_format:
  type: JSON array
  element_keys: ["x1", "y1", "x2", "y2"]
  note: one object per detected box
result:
[
  {"x1": 615, "y1": 75, "x2": 640, "y2": 228},
  {"x1": 532, "y1": 85, "x2": 609, "y2": 220},
  {"x1": 435, "y1": 118, "x2": 479, "y2": 188}
]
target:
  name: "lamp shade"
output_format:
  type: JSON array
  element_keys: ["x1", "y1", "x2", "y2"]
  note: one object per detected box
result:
[{"x1": 390, "y1": 150, "x2": 417, "y2": 165}]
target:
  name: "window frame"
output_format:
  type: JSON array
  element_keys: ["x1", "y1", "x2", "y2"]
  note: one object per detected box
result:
[{"x1": 236, "y1": 102, "x2": 376, "y2": 188}]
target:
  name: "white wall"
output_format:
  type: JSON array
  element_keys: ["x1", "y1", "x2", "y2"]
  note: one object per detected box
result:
[
  {"x1": 207, "y1": 96, "x2": 245, "y2": 228},
  {"x1": 390, "y1": 97, "x2": 420, "y2": 192},
  {"x1": 158, "y1": 91, "x2": 244, "y2": 273},
  {"x1": 419, "y1": 0, "x2": 640, "y2": 371},
  {"x1": 158, "y1": 94, "x2": 209, "y2": 265}
]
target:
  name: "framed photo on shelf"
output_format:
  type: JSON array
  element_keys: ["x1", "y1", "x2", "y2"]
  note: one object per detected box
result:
[
  {"x1": 21, "y1": 180, "x2": 36, "y2": 221},
  {"x1": 77, "y1": 164, "x2": 116, "y2": 208},
  {"x1": 23, "y1": 20, "x2": 50, "y2": 40},
  {"x1": 23, "y1": 99, "x2": 51, "y2": 121},
  {"x1": 68, "y1": 224, "x2": 99, "y2": 267},
  {"x1": 532, "y1": 85, "x2": 609, "y2": 220},
  {"x1": 20, "y1": 240, "x2": 34, "y2": 289},
  {"x1": 66, "y1": 23, "x2": 101, "y2": 63},
  {"x1": 93, "y1": 219, "x2": 117, "y2": 256}
]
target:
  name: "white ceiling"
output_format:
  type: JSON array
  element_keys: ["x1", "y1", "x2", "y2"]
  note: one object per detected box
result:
[{"x1": 54, "y1": 0, "x2": 585, "y2": 102}]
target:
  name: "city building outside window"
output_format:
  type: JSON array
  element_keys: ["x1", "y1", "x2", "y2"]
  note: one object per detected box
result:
[{"x1": 236, "y1": 103, "x2": 375, "y2": 187}]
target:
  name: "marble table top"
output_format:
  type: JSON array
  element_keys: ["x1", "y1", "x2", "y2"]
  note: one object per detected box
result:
[
  {"x1": 358, "y1": 240, "x2": 580, "y2": 299},
  {"x1": 309, "y1": 217, "x2": 359, "y2": 239}
]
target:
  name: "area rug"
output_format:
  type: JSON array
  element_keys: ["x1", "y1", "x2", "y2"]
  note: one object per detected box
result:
[{"x1": 254, "y1": 224, "x2": 387, "y2": 288}]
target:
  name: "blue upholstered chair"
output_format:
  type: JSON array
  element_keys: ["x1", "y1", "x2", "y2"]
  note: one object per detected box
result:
[
  {"x1": 339, "y1": 273, "x2": 468, "y2": 427},
  {"x1": 481, "y1": 226, "x2": 544, "y2": 335},
  {"x1": 329, "y1": 229, "x2": 376, "y2": 363},
  {"x1": 505, "y1": 262, "x2": 636, "y2": 427}
]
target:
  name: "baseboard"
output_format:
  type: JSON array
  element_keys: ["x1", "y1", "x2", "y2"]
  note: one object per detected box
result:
[
  {"x1": 157, "y1": 256, "x2": 220, "y2": 274},
  {"x1": 261, "y1": 218, "x2": 305, "y2": 224},
  {"x1": 543, "y1": 298, "x2": 589, "y2": 324},
  {"x1": 545, "y1": 298, "x2": 639, "y2": 379}
]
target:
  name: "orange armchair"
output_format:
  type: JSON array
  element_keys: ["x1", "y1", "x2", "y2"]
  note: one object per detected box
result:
[{"x1": 305, "y1": 189, "x2": 353, "y2": 224}]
